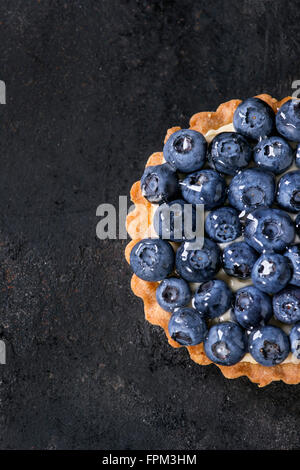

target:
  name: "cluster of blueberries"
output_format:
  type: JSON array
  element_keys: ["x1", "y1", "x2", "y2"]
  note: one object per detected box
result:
[{"x1": 130, "y1": 97, "x2": 300, "y2": 367}]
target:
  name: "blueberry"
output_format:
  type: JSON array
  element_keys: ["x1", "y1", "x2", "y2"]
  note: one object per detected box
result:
[
  {"x1": 276, "y1": 99, "x2": 300, "y2": 142},
  {"x1": 163, "y1": 129, "x2": 207, "y2": 173},
  {"x1": 168, "y1": 307, "x2": 207, "y2": 346},
  {"x1": 181, "y1": 169, "x2": 226, "y2": 210},
  {"x1": 228, "y1": 168, "x2": 275, "y2": 212},
  {"x1": 244, "y1": 208, "x2": 295, "y2": 253},
  {"x1": 192, "y1": 280, "x2": 233, "y2": 319},
  {"x1": 130, "y1": 238, "x2": 174, "y2": 282},
  {"x1": 176, "y1": 238, "x2": 221, "y2": 282},
  {"x1": 222, "y1": 241, "x2": 258, "y2": 279},
  {"x1": 277, "y1": 170, "x2": 300, "y2": 213},
  {"x1": 156, "y1": 277, "x2": 191, "y2": 312},
  {"x1": 204, "y1": 322, "x2": 247, "y2": 366},
  {"x1": 273, "y1": 286, "x2": 300, "y2": 324},
  {"x1": 289, "y1": 322, "x2": 300, "y2": 359},
  {"x1": 248, "y1": 325, "x2": 290, "y2": 366},
  {"x1": 284, "y1": 245, "x2": 300, "y2": 286},
  {"x1": 153, "y1": 199, "x2": 197, "y2": 242},
  {"x1": 140, "y1": 163, "x2": 179, "y2": 204},
  {"x1": 233, "y1": 286, "x2": 272, "y2": 329},
  {"x1": 209, "y1": 132, "x2": 252, "y2": 175},
  {"x1": 233, "y1": 97, "x2": 275, "y2": 140},
  {"x1": 296, "y1": 144, "x2": 300, "y2": 168},
  {"x1": 253, "y1": 136, "x2": 293, "y2": 175},
  {"x1": 296, "y1": 213, "x2": 300, "y2": 237},
  {"x1": 251, "y1": 252, "x2": 292, "y2": 294},
  {"x1": 205, "y1": 207, "x2": 242, "y2": 243}
]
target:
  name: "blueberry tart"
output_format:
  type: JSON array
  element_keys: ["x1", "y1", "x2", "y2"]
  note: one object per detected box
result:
[{"x1": 126, "y1": 94, "x2": 300, "y2": 386}]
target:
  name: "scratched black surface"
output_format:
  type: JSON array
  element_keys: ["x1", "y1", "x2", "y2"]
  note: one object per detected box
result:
[{"x1": 0, "y1": 0, "x2": 300, "y2": 450}]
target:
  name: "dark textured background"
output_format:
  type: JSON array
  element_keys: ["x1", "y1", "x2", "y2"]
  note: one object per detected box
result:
[{"x1": 0, "y1": 0, "x2": 300, "y2": 450}]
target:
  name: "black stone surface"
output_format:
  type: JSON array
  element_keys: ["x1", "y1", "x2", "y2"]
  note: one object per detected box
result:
[{"x1": 1, "y1": 0, "x2": 300, "y2": 450}]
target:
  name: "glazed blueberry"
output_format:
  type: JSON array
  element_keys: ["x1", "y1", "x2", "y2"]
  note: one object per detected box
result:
[
  {"x1": 233, "y1": 286, "x2": 272, "y2": 329},
  {"x1": 273, "y1": 286, "x2": 300, "y2": 324},
  {"x1": 209, "y1": 132, "x2": 252, "y2": 175},
  {"x1": 296, "y1": 213, "x2": 300, "y2": 236},
  {"x1": 244, "y1": 208, "x2": 295, "y2": 253},
  {"x1": 277, "y1": 170, "x2": 300, "y2": 213},
  {"x1": 253, "y1": 136, "x2": 293, "y2": 175},
  {"x1": 205, "y1": 207, "x2": 242, "y2": 243},
  {"x1": 156, "y1": 277, "x2": 191, "y2": 312},
  {"x1": 180, "y1": 169, "x2": 226, "y2": 210},
  {"x1": 130, "y1": 238, "x2": 174, "y2": 282},
  {"x1": 204, "y1": 322, "x2": 247, "y2": 366},
  {"x1": 140, "y1": 163, "x2": 179, "y2": 204},
  {"x1": 233, "y1": 97, "x2": 275, "y2": 140},
  {"x1": 276, "y1": 99, "x2": 300, "y2": 142},
  {"x1": 228, "y1": 168, "x2": 275, "y2": 212},
  {"x1": 153, "y1": 199, "x2": 198, "y2": 242},
  {"x1": 192, "y1": 280, "x2": 233, "y2": 319},
  {"x1": 251, "y1": 253, "x2": 292, "y2": 294},
  {"x1": 163, "y1": 129, "x2": 207, "y2": 173},
  {"x1": 248, "y1": 325, "x2": 290, "y2": 366},
  {"x1": 284, "y1": 245, "x2": 300, "y2": 286},
  {"x1": 296, "y1": 144, "x2": 300, "y2": 168},
  {"x1": 222, "y1": 241, "x2": 258, "y2": 279},
  {"x1": 168, "y1": 307, "x2": 207, "y2": 346},
  {"x1": 289, "y1": 322, "x2": 300, "y2": 359},
  {"x1": 176, "y1": 238, "x2": 221, "y2": 282}
]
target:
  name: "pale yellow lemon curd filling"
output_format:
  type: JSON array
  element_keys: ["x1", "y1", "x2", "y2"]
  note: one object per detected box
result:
[{"x1": 150, "y1": 122, "x2": 300, "y2": 365}]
